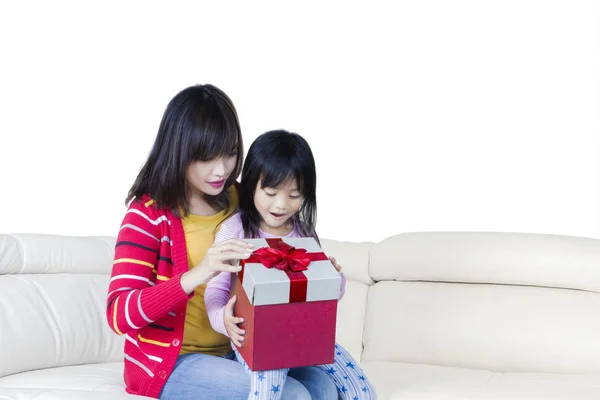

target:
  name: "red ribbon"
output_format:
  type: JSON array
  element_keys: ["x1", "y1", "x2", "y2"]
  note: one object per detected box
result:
[{"x1": 240, "y1": 238, "x2": 328, "y2": 303}]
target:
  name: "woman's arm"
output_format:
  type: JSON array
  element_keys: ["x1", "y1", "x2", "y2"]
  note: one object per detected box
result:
[{"x1": 106, "y1": 201, "x2": 190, "y2": 335}]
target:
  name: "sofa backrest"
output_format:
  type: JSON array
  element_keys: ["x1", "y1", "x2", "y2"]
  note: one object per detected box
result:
[
  {"x1": 0, "y1": 234, "x2": 124, "y2": 378},
  {"x1": 363, "y1": 232, "x2": 600, "y2": 373},
  {"x1": 4, "y1": 231, "x2": 599, "y2": 377}
]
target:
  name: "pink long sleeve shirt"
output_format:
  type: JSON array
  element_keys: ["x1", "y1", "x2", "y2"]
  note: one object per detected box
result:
[{"x1": 205, "y1": 212, "x2": 346, "y2": 337}]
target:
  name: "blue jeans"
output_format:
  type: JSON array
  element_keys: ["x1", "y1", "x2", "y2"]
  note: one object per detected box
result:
[{"x1": 159, "y1": 352, "x2": 339, "y2": 400}]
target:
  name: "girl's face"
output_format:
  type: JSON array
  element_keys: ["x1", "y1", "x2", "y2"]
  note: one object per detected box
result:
[
  {"x1": 254, "y1": 178, "x2": 304, "y2": 235},
  {"x1": 186, "y1": 154, "x2": 238, "y2": 198}
]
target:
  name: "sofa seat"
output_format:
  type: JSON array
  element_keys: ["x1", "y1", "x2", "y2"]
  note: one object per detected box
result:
[
  {"x1": 362, "y1": 361, "x2": 600, "y2": 400},
  {"x1": 0, "y1": 388, "x2": 144, "y2": 400},
  {"x1": 4, "y1": 361, "x2": 600, "y2": 400},
  {"x1": 0, "y1": 363, "x2": 152, "y2": 399}
]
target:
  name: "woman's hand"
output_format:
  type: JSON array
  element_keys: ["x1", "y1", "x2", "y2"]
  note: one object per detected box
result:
[
  {"x1": 180, "y1": 239, "x2": 253, "y2": 295},
  {"x1": 224, "y1": 295, "x2": 245, "y2": 347}
]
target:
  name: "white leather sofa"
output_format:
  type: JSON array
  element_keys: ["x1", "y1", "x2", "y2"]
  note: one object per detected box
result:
[{"x1": 1, "y1": 232, "x2": 600, "y2": 399}]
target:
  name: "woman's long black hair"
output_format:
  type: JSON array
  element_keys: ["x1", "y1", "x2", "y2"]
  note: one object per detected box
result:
[
  {"x1": 126, "y1": 84, "x2": 243, "y2": 217},
  {"x1": 239, "y1": 130, "x2": 318, "y2": 241}
]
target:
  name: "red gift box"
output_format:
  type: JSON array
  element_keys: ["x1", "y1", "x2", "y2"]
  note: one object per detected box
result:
[{"x1": 233, "y1": 237, "x2": 341, "y2": 371}]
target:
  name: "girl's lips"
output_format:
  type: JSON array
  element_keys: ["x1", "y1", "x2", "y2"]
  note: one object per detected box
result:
[
  {"x1": 270, "y1": 212, "x2": 285, "y2": 219},
  {"x1": 208, "y1": 179, "x2": 225, "y2": 188}
]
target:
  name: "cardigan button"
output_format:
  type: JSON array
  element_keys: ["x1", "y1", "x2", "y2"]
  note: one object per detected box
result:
[
  {"x1": 172, "y1": 339, "x2": 180, "y2": 346},
  {"x1": 158, "y1": 370, "x2": 167, "y2": 379}
]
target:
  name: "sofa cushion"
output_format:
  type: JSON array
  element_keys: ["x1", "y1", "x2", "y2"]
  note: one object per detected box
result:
[
  {"x1": 0, "y1": 234, "x2": 115, "y2": 275},
  {"x1": 370, "y1": 232, "x2": 600, "y2": 292},
  {"x1": 362, "y1": 361, "x2": 600, "y2": 400},
  {"x1": 0, "y1": 362, "x2": 152, "y2": 399},
  {"x1": 362, "y1": 281, "x2": 600, "y2": 373},
  {"x1": 0, "y1": 388, "x2": 147, "y2": 400},
  {"x1": 0, "y1": 273, "x2": 124, "y2": 378},
  {"x1": 361, "y1": 361, "x2": 493, "y2": 399},
  {"x1": 321, "y1": 238, "x2": 374, "y2": 286},
  {"x1": 0, "y1": 234, "x2": 123, "y2": 378},
  {"x1": 0, "y1": 362, "x2": 124, "y2": 392}
]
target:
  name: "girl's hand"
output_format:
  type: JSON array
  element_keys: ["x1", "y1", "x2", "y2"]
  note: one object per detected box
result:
[
  {"x1": 329, "y1": 256, "x2": 343, "y2": 274},
  {"x1": 180, "y1": 239, "x2": 253, "y2": 294},
  {"x1": 224, "y1": 295, "x2": 245, "y2": 347}
]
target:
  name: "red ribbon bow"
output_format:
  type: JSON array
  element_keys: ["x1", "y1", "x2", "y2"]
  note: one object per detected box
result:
[
  {"x1": 240, "y1": 238, "x2": 328, "y2": 303},
  {"x1": 250, "y1": 241, "x2": 312, "y2": 272}
]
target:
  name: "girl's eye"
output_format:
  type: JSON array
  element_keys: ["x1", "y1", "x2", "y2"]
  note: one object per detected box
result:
[
  {"x1": 289, "y1": 194, "x2": 301, "y2": 199},
  {"x1": 228, "y1": 150, "x2": 238, "y2": 157},
  {"x1": 263, "y1": 189, "x2": 276, "y2": 197}
]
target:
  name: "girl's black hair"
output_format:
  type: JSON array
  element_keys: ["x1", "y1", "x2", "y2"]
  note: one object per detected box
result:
[
  {"x1": 239, "y1": 130, "x2": 318, "y2": 241},
  {"x1": 126, "y1": 84, "x2": 243, "y2": 217}
]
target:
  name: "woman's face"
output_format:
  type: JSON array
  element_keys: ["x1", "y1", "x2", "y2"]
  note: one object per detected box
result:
[{"x1": 186, "y1": 153, "x2": 238, "y2": 197}]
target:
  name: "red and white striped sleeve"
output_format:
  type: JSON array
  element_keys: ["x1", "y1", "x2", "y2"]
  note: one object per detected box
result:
[{"x1": 106, "y1": 199, "x2": 189, "y2": 336}]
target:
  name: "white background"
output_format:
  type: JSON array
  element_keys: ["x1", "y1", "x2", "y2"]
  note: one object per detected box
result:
[{"x1": 0, "y1": 1, "x2": 598, "y2": 243}]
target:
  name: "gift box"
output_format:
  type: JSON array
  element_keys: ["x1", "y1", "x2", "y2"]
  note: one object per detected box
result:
[{"x1": 233, "y1": 237, "x2": 342, "y2": 371}]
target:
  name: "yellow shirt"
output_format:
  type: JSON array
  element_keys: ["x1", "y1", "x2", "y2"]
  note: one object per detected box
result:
[{"x1": 179, "y1": 186, "x2": 238, "y2": 356}]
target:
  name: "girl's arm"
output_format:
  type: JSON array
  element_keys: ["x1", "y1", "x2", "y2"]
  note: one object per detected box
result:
[
  {"x1": 328, "y1": 256, "x2": 347, "y2": 299},
  {"x1": 205, "y1": 271, "x2": 234, "y2": 337},
  {"x1": 205, "y1": 213, "x2": 245, "y2": 336},
  {"x1": 339, "y1": 272, "x2": 347, "y2": 299}
]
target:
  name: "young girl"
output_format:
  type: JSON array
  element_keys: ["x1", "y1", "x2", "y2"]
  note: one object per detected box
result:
[
  {"x1": 106, "y1": 85, "x2": 337, "y2": 400},
  {"x1": 206, "y1": 130, "x2": 377, "y2": 400}
]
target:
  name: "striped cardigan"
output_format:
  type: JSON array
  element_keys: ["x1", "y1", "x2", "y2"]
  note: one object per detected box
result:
[{"x1": 106, "y1": 195, "x2": 194, "y2": 398}]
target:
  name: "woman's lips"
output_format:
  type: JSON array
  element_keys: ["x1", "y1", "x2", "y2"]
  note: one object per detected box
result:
[{"x1": 207, "y1": 179, "x2": 225, "y2": 188}]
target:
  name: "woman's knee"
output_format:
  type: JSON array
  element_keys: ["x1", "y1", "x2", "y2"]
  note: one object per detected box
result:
[{"x1": 160, "y1": 353, "x2": 250, "y2": 399}]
